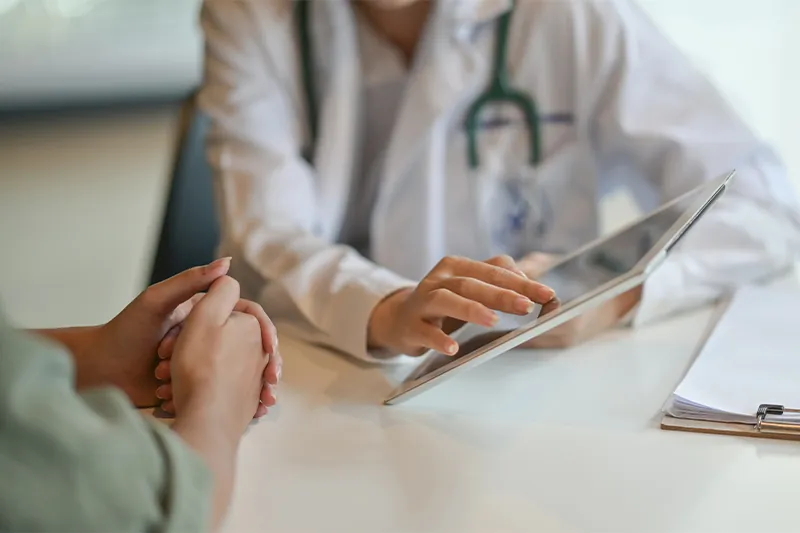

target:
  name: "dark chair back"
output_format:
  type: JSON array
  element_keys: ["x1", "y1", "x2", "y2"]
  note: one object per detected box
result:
[{"x1": 149, "y1": 100, "x2": 220, "y2": 284}]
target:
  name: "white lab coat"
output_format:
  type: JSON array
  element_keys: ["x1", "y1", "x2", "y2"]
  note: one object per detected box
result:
[{"x1": 198, "y1": 0, "x2": 800, "y2": 361}]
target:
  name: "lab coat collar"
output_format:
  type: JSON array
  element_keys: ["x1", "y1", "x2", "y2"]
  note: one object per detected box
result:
[
  {"x1": 449, "y1": 0, "x2": 513, "y2": 40},
  {"x1": 374, "y1": 0, "x2": 510, "y2": 272}
]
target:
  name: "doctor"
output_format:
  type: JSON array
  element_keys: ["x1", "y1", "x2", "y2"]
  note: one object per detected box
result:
[{"x1": 199, "y1": 0, "x2": 800, "y2": 361}]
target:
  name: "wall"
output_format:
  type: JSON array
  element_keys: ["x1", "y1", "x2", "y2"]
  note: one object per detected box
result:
[
  {"x1": 600, "y1": 0, "x2": 799, "y2": 231},
  {"x1": 639, "y1": 0, "x2": 799, "y2": 186},
  {"x1": 0, "y1": 108, "x2": 180, "y2": 328}
]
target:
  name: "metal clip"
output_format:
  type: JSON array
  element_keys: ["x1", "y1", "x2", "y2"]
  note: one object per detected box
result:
[{"x1": 755, "y1": 404, "x2": 800, "y2": 435}]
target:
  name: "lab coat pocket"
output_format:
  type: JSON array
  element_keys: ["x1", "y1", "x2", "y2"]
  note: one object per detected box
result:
[
  {"x1": 478, "y1": 152, "x2": 593, "y2": 260},
  {"x1": 446, "y1": 118, "x2": 583, "y2": 260},
  {"x1": 475, "y1": 164, "x2": 553, "y2": 260}
]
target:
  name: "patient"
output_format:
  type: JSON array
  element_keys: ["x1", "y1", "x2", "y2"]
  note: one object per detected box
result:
[{"x1": 0, "y1": 259, "x2": 281, "y2": 532}]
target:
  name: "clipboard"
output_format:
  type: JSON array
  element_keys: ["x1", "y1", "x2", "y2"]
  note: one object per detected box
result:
[
  {"x1": 659, "y1": 280, "x2": 800, "y2": 443},
  {"x1": 662, "y1": 404, "x2": 800, "y2": 442}
]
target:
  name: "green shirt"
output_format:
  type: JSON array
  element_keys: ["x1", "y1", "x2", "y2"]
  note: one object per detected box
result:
[{"x1": 0, "y1": 316, "x2": 212, "y2": 532}]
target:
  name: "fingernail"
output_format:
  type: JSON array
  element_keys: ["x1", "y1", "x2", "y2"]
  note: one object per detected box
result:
[
  {"x1": 538, "y1": 286, "x2": 556, "y2": 301},
  {"x1": 481, "y1": 312, "x2": 499, "y2": 327},
  {"x1": 444, "y1": 341, "x2": 458, "y2": 356},
  {"x1": 276, "y1": 366, "x2": 282, "y2": 382},
  {"x1": 155, "y1": 386, "x2": 167, "y2": 400},
  {"x1": 207, "y1": 257, "x2": 232, "y2": 272},
  {"x1": 514, "y1": 296, "x2": 535, "y2": 314}
]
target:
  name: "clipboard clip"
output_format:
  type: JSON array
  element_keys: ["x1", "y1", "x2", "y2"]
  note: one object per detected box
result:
[{"x1": 755, "y1": 404, "x2": 800, "y2": 435}]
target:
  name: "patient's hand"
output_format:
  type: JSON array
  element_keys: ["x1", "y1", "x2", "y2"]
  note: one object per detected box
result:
[
  {"x1": 153, "y1": 296, "x2": 282, "y2": 418},
  {"x1": 37, "y1": 259, "x2": 233, "y2": 407}
]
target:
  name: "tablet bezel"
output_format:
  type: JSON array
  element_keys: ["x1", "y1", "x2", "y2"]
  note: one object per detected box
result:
[{"x1": 384, "y1": 171, "x2": 735, "y2": 405}]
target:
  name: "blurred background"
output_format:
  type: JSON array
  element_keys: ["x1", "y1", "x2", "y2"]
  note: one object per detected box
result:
[{"x1": 0, "y1": 0, "x2": 798, "y2": 328}]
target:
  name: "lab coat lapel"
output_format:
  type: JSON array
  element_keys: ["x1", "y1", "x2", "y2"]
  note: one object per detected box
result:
[
  {"x1": 313, "y1": 0, "x2": 361, "y2": 242},
  {"x1": 373, "y1": 0, "x2": 512, "y2": 278}
]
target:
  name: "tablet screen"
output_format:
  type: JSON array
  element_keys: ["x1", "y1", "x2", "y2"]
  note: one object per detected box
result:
[{"x1": 404, "y1": 196, "x2": 691, "y2": 382}]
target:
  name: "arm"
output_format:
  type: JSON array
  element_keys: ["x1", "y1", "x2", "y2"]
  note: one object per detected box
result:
[
  {"x1": 198, "y1": 0, "x2": 413, "y2": 361},
  {"x1": 0, "y1": 324, "x2": 214, "y2": 533},
  {"x1": 32, "y1": 326, "x2": 105, "y2": 388},
  {"x1": 585, "y1": 0, "x2": 800, "y2": 324},
  {"x1": 171, "y1": 407, "x2": 238, "y2": 531}
]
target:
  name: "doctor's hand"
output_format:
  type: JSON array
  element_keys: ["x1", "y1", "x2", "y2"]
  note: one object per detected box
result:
[
  {"x1": 517, "y1": 252, "x2": 561, "y2": 280},
  {"x1": 517, "y1": 252, "x2": 642, "y2": 349},
  {"x1": 367, "y1": 255, "x2": 556, "y2": 357},
  {"x1": 523, "y1": 286, "x2": 642, "y2": 349}
]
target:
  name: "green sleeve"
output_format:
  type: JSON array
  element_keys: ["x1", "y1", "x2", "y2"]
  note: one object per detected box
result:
[{"x1": 0, "y1": 320, "x2": 212, "y2": 533}]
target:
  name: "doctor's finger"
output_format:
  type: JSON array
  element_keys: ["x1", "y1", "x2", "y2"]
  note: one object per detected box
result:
[
  {"x1": 422, "y1": 287, "x2": 498, "y2": 326},
  {"x1": 412, "y1": 323, "x2": 459, "y2": 356},
  {"x1": 438, "y1": 277, "x2": 536, "y2": 316},
  {"x1": 484, "y1": 254, "x2": 527, "y2": 277},
  {"x1": 518, "y1": 253, "x2": 560, "y2": 279},
  {"x1": 453, "y1": 261, "x2": 555, "y2": 303}
]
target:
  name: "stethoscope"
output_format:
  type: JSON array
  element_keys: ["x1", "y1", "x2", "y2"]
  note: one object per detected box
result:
[
  {"x1": 294, "y1": 0, "x2": 541, "y2": 168},
  {"x1": 294, "y1": 0, "x2": 549, "y2": 254}
]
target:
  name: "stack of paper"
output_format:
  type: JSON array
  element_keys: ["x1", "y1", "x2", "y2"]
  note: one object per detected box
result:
[{"x1": 664, "y1": 283, "x2": 800, "y2": 424}]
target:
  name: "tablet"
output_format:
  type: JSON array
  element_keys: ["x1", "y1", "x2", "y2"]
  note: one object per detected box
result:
[{"x1": 384, "y1": 170, "x2": 735, "y2": 405}]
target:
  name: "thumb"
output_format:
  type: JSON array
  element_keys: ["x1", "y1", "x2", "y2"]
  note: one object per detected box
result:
[
  {"x1": 141, "y1": 257, "x2": 232, "y2": 316},
  {"x1": 518, "y1": 252, "x2": 559, "y2": 279}
]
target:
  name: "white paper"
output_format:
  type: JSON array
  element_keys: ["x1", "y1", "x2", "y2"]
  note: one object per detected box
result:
[{"x1": 670, "y1": 284, "x2": 800, "y2": 422}]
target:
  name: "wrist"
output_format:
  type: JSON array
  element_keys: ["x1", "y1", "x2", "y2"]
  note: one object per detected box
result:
[
  {"x1": 172, "y1": 406, "x2": 239, "y2": 531},
  {"x1": 173, "y1": 400, "x2": 241, "y2": 463},
  {"x1": 34, "y1": 326, "x2": 105, "y2": 383},
  {"x1": 175, "y1": 393, "x2": 243, "y2": 442},
  {"x1": 367, "y1": 288, "x2": 410, "y2": 352},
  {"x1": 34, "y1": 325, "x2": 100, "y2": 358}
]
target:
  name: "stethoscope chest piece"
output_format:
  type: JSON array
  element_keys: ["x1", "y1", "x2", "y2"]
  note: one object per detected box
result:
[{"x1": 482, "y1": 167, "x2": 552, "y2": 259}]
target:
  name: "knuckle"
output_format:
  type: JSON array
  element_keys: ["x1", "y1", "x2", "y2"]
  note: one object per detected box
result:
[
  {"x1": 446, "y1": 276, "x2": 469, "y2": 295},
  {"x1": 425, "y1": 287, "x2": 448, "y2": 306},
  {"x1": 222, "y1": 275, "x2": 241, "y2": 294},
  {"x1": 250, "y1": 301, "x2": 268, "y2": 319},
  {"x1": 484, "y1": 268, "x2": 505, "y2": 286},
  {"x1": 501, "y1": 289, "x2": 520, "y2": 307},
  {"x1": 138, "y1": 286, "x2": 160, "y2": 309},
  {"x1": 466, "y1": 302, "x2": 487, "y2": 322},
  {"x1": 487, "y1": 254, "x2": 513, "y2": 267},
  {"x1": 242, "y1": 312, "x2": 261, "y2": 331},
  {"x1": 435, "y1": 255, "x2": 464, "y2": 273},
  {"x1": 436, "y1": 256, "x2": 455, "y2": 270}
]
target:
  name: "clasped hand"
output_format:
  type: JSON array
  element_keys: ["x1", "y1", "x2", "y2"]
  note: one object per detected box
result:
[{"x1": 72, "y1": 258, "x2": 281, "y2": 422}]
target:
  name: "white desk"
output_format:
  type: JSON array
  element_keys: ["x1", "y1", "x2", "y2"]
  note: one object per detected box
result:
[{"x1": 224, "y1": 306, "x2": 800, "y2": 533}]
